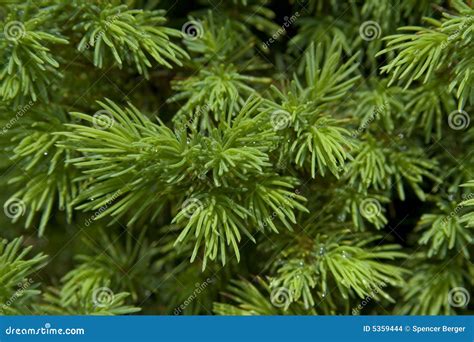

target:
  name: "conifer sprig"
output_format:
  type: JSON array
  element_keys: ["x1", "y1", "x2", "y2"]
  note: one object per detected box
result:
[{"x1": 0, "y1": 0, "x2": 473, "y2": 316}]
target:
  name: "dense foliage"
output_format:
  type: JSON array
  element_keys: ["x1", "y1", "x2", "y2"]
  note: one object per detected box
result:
[{"x1": 0, "y1": 0, "x2": 473, "y2": 315}]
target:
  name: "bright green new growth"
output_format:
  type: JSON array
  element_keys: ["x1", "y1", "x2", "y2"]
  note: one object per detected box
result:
[
  {"x1": 0, "y1": 237, "x2": 46, "y2": 314},
  {"x1": 0, "y1": 18, "x2": 68, "y2": 103},
  {"x1": 75, "y1": 4, "x2": 189, "y2": 75},
  {"x1": 1, "y1": 0, "x2": 474, "y2": 316},
  {"x1": 62, "y1": 97, "x2": 308, "y2": 268}
]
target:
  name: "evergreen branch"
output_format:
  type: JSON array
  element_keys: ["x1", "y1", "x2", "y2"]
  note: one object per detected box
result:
[
  {"x1": 378, "y1": 24, "x2": 449, "y2": 87},
  {"x1": 60, "y1": 228, "x2": 160, "y2": 303},
  {"x1": 350, "y1": 79, "x2": 404, "y2": 133},
  {"x1": 405, "y1": 80, "x2": 456, "y2": 142},
  {"x1": 398, "y1": 258, "x2": 469, "y2": 315},
  {"x1": 378, "y1": 2, "x2": 473, "y2": 110},
  {"x1": 301, "y1": 42, "x2": 360, "y2": 103},
  {"x1": 214, "y1": 277, "x2": 315, "y2": 315},
  {"x1": 265, "y1": 42, "x2": 360, "y2": 178},
  {"x1": 460, "y1": 180, "x2": 474, "y2": 227},
  {"x1": 39, "y1": 283, "x2": 140, "y2": 315},
  {"x1": 62, "y1": 97, "x2": 307, "y2": 268},
  {"x1": 346, "y1": 134, "x2": 439, "y2": 200},
  {"x1": 417, "y1": 212, "x2": 472, "y2": 258},
  {"x1": 4, "y1": 106, "x2": 79, "y2": 235},
  {"x1": 0, "y1": 236, "x2": 47, "y2": 315},
  {"x1": 169, "y1": 64, "x2": 271, "y2": 126},
  {"x1": 75, "y1": 4, "x2": 189, "y2": 76},
  {"x1": 271, "y1": 232, "x2": 407, "y2": 309},
  {"x1": 0, "y1": 16, "x2": 68, "y2": 103},
  {"x1": 346, "y1": 136, "x2": 391, "y2": 191}
]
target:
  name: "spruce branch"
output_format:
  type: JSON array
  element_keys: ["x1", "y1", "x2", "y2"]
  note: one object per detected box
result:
[
  {"x1": 270, "y1": 232, "x2": 407, "y2": 310},
  {"x1": 0, "y1": 236, "x2": 47, "y2": 315},
  {"x1": 264, "y1": 42, "x2": 360, "y2": 178},
  {"x1": 74, "y1": 4, "x2": 189, "y2": 76},
  {"x1": 405, "y1": 80, "x2": 456, "y2": 142},
  {"x1": 213, "y1": 277, "x2": 315, "y2": 315},
  {"x1": 417, "y1": 212, "x2": 472, "y2": 258},
  {"x1": 460, "y1": 180, "x2": 474, "y2": 228},
  {"x1": 0, "y1": 0, "x2": 472, "y2": 316},
  {"x1": 378, "y1": 2, "x2": 474, "y2": 108},
  {"x1": 62, "y1": 97, "x2": 307, "y2": 268},
  {"x1": 346, "y1": 134, "x2": 440, "y2": 200},
  {"x1": 4, "y1": 106, "x2": 79, "y2": 235},
  {"x1": 350, "y1": 79, "x2": 404, "y2": 133},
  {"x1": 39, "y1": 282, "x2": 140, "y2": 315},
  {"x1": 59, "y1": 228, "x2": 160, "y2": 303},
  {"x1": 169, "y1": 63, "x2": 271, "y2": 126},
  {"x1": 0, "y1": 15, "x2": 68, "y2": 103},
  {"x1": 398, "y1": 257, "x2": 469, "y2": 315},
  {"x1": 203, "y1": 0, "x2": 280, "y2": 37}
]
